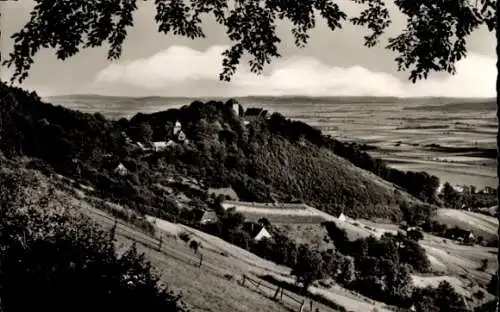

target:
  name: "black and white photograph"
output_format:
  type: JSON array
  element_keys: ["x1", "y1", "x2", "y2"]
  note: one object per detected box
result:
[{"x1": 0, "y1": 1, "x2": 498, "y2": 312}]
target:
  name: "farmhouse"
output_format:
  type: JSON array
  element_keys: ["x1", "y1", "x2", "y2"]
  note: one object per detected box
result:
[
  {"x1": 243, "y1": 222, "x2": 272, "y2": 241},
  {"x1": 153, "y1": 141, "x2": 168, "y2": 152},
  {"x1": 445, "y1": 227, "x2": 475, "y2": 243},
  {"x1": 208, "y1": 187, "x2": 239, "y2": 200},
  {"x1": 122, "y1": 132, "x2": 133, "y2": 145}
]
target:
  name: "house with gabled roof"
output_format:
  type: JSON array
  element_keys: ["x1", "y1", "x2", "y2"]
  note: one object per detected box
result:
[
  {"x1": 113, "y1": 163, "x2": 128, "y2": 176},
  {"x1": 243, "y1": 221, "x2": 272, "y2": 241},
  {"x1": 200, "y1": 210, "x2": 218, "y2": 225}
]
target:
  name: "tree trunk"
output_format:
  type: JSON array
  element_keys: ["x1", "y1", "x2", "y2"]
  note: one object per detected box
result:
[{"x1": 497, "y1": 0, "x2": 500, "y2": 309}]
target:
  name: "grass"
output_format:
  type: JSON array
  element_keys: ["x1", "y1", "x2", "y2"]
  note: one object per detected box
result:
[
  {"x1": 243, "y1": 213, "x2": 327, "y2": 224},
  {"x1": 8, "y1": 159, "x2": 497, "y2": 312},
  {"x1": 433, "y1": 208, "x2": 498, "y2": 242}
]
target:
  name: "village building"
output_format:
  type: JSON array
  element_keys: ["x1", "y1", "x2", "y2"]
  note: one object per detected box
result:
[
  {"x1": 225, "y1": 99, "x2": 243, "y2": 117},
  {"x1": 113, "y1": 163, "x2": 128, "y2": 176},
  {"x1": 243, "y1": 222, "x2": 272, "y2": 241},
  {"x1": 173, "y1": 121, "x2": 182, "y2": 136},
  {"x1": 153, "y1": 141, "x2": 168, "y2": 152}
]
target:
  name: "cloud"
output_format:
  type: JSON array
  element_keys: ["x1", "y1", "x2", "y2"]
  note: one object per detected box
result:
[{"x1": 93, "y1": 45, "x2": 495, "y2": 98}]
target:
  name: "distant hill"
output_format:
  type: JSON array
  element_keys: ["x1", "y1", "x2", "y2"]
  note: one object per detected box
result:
[{"x1": 1, "y1": 83, "x2": 437, "y2": 221}]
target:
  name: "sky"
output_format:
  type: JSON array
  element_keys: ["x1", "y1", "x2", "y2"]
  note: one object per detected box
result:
[{"x1": 1, "y1": 1, "x2": 496, "y2": 98}]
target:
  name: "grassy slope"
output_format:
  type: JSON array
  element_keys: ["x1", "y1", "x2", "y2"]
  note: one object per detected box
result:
[
  {"x1": 433, "y1": 208, "x2": 498, "y2": 241},
  {"x1": 312, "y1": 213, "x2": 497, "y2": 301},
  {"x1": 8, "y1": 160, "x2": 400, "y2": 312}
]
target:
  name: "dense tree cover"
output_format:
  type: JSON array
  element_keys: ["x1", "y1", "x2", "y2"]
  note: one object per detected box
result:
[
  {"x1": 0, "y1": 168, "x2": 188, "y2": 312},
  {"x1": 322, "y1": 221, "x2": 430, "y2": 273},
  {"x1": 439, "y1": 182, "x2": 497, "y2": 211},
  {"x1": 267, "y1": 113, "x2": 441, "y2": 204},
  {"x1": 412, "y1": 281, "x2": 469, "y2": 312}
]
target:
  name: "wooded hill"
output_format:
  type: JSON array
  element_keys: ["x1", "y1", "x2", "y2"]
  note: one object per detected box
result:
[{"x1": 0, "y1": 82, "x2": 438, "y2": 221}]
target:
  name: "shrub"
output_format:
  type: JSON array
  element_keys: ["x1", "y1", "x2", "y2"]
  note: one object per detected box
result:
[
  {"x1": 178, "y1": 232, "x2": 191, "y2": 244},
  {"x1": 0, "y1": 171, "x2": 189, "y2": 312},
  {"x1": 412, "y1": 281, "x2": 468, "y2": 312}
]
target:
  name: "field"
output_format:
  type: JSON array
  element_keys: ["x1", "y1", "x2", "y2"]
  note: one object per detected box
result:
[
  {"x1": 321, "y1": 216, "x2": 497, "y2": 290},
  {"x1": 433, "y1": 208, "x2": 498, "y2": 242},
  {"x1": 221, "y1": 201, "x2": 328, "y2": 224}
]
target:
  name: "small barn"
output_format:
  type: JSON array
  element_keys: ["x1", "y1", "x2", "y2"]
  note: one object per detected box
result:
[
  {"x1": 243, "y1": 222, "x2": 272, "y2": 241},
  {"x1": 166, "y1": 140, "x2": 177, "y2": 147},
  {"x1": 254, "y1": 227, "x2": 272, "y2": 241},
  {"x1": 200, "y1": 210, "x2": 218, "y2": 225}
]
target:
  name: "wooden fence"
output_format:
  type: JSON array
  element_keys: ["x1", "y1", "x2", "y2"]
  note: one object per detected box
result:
[{"x1": 240, "y1": 274, "x2": 320, "y2": 312}]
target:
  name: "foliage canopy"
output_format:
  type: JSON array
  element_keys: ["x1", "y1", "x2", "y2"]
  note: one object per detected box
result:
[{"x1": 2, "y1": 0, "x2": 496, "y2": 84}]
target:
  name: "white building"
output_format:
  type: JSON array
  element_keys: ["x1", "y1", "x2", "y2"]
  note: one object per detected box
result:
[
  {"x1": 254, "y1": 227, "x2": 272, "y2": 241},
  {"x1": 113, "y1": 163, "x2": 128, "y2": 176},
  {"x1": 173, "y1": 121, "x2": 182, "y2": 136},
  {"x1": 153, "y1": 141, "x2": 168, "y2": 152}
]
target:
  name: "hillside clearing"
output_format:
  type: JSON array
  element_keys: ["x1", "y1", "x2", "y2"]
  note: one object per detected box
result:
[{"x1": 434, "y1": 208, "x2": 498, "y2": 241}]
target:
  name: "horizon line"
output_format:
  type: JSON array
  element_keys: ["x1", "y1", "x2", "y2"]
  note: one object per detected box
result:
[{"x1": 45, "y1": 93, "x2": 496, "y2": 101}]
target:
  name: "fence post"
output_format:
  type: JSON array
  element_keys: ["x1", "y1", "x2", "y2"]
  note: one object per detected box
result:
[
  {"x1": 273, "y1": 286, "x2": 280, "y2": 300},
  {"x1": 280, "y1": 287, "x2": 284, "y2": 302},
  {"x1": 158, "y1": 235, "x2": 163, "y2": 251},
  {"x1": 241, "y1": 275, "x2": 246, "y2": 286},
  {"x1": 309, "y1": 300, "x2": 313, "y2": 312},
  {"x1": 299, "y1": 300, "x2": 305, "y2": 312},
  {"x1": 199, "y1": 253, "x2": 203, "y2": 267},
  {"x1": 110, "y1": 217, "x2": 117, "y2": 240}
]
